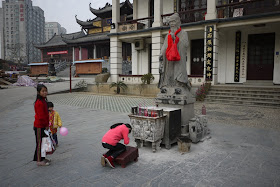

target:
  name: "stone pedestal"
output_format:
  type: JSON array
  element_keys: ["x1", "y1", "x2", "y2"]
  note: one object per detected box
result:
[{"x1": 156, "y1": 91, "x2": 195, "y2": 136}]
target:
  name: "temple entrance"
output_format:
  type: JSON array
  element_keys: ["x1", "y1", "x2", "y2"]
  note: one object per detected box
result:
[
  {"x1": 190, "y1": 39, "x2": 204, "y2": 76},
  {"x1": 247, "y1": 33, "x2": 275, "y2": 80}
]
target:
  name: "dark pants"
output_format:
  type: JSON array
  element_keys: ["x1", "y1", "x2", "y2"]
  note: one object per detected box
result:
[
  {"x1": 33, "y1": 127, "x2": 47, "y2": 162},
  {"x1": 52, "y1": 133, "x2": 58, "y2": 145},
  {"x1": 102, "y1": 143, "x2": 126, "y2": 158}
]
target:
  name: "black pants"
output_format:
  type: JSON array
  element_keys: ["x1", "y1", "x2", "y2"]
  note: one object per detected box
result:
[
  {"x1": 33, "y1": 127, "x2": 47, "y2": 162},
  {"x1": 52, "y1": 133, "x2": 58, "y2": 145},
  {"x1": 102, "y1": 143, "x2": 126, "y2": 158}
]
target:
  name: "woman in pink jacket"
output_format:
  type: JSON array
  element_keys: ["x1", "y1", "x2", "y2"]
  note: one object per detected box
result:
[{"x1": 101, "y1": 123, "x2": 132, "y2": 168}]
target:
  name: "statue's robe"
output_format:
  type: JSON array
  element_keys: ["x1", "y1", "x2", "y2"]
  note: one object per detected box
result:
[{"x1": 158, "y1": 30, "x2": 189, "y2": 89}]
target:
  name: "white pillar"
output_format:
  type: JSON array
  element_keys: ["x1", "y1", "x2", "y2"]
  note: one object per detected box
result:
[
  {"x1": 79, "y1": 46, "x2": 82, "y2": 60},
  {"x1": 93, "y1": 45, "x2": 96, "y2": 59},
  {"x1": 153, "y1": 0, "x2": 163, "y2": 27},
  {"x1": 205, "y1": 0, "x2": 217, "y2": 20},
  {"x1": 131, "y1": 43, "x2": 138, "y2": 75},
  {"x1": 133, "y1": 0, "x2": 138, "y2": 20},
  {"x1": 111, "y1": 0, "x2": 120, "y2": 33},
  {"x1": 109, "y1": 36, "x2": 122, "y2": 83},
  {"x1": 151, "y1": 31, "x2": 164, "y2": 83},
  {"x1": 72, "y1": 47, "x2": 75, "y2": 62}
]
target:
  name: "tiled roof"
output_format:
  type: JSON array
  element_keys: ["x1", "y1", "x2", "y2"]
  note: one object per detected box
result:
[
  {"x1": 62, "y1": 32, "x2": 109, "y2": 44},
  {"x1": 34, "y1": 31, "x2": 85, "y2": 48}
]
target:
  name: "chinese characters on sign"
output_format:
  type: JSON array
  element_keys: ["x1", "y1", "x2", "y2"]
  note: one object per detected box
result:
[
  {"x1": 174, "y1": 0, "x2": 177, "y2": 12},
  {"x1": 241, "y1": 42, "x2": 246, "y2": 78},
  {"x1": 206, "y1": 26, "x2": 214, "y2": 81},
  {"x1": 234, "y1": 31, "x2": 241, "y2": 82}
]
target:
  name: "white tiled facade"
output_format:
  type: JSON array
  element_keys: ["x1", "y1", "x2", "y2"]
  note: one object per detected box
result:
[{"x1": 109, "y1": 0, "x2": 280, "y2": 85}]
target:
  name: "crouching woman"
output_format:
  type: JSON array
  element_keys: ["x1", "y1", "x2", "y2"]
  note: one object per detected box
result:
[{"x1": 101, "y1": 123, "x2": 132, "y2": 168}]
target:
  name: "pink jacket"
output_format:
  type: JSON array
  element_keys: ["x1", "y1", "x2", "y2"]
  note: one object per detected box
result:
[{"x1": 102, "y1": 124, "x2": 130, "y2": 146}]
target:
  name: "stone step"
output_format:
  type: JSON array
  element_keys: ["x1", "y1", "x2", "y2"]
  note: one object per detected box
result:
[
  {"x1": 204, "y1": 100, "x2": 280, "y2": 109},
  {"x1": 209, "y1": 88, "x2": 280, "y2": 94},
  {"x1": 207, "y1": 91, "x2": 280, "y2": 99},
  {"x1": 204, "y1": 98, "x2": 280, "y2": 107},
  {"x1": 206, "y1": 95, "x2": 280, "y2": 103}
]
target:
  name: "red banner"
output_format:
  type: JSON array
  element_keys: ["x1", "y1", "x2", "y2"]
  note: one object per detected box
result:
[{"x1": 47, "y1": 51, "x2": 68, "y2": 55}]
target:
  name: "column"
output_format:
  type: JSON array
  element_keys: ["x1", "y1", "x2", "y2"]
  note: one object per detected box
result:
[
  {"x1": 153, "y1": 0, "x2": 163, "y2": 27},
  {"x1": 133, "y1": 0, "x2": 138, "y2": 20},
  {"x1": 109, "y1": 36, "x2": 122, "y2": 83},
  {"x1": 205, "y1": 0, "x2": 217, "y2": 20},
  {"x1": 151, "y1": 31, "x2": 164, "y2": 83},
  {"x1": 40, "y1": 49, "x2": 43, "y2": 62},
  {"x1": 111, "y1": 0, "x2": 120, "y2": 33},
  {"x1": 93, "y1": 45, "x2": 96, "y2": 59},
  {"x1": 72, "y1": 47, "x2": 75, "y2": 62}
]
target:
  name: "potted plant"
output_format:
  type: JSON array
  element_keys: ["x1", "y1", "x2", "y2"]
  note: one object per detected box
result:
[
  {"x1": 141, "y1": 73, "x2": 154, "y2": 84},
  {"x1": 110, "y1": 81, "x2": 128, "y2": 94}
]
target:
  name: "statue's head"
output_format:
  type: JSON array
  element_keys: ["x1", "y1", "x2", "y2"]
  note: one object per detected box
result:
[{"x1": 168, "y1": 13, "x2": 181, "y2": 29}]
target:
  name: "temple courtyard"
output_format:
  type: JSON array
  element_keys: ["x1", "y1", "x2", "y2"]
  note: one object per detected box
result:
[{"x1": 0, "y1": 84, "x2": 280, "y2": 186}]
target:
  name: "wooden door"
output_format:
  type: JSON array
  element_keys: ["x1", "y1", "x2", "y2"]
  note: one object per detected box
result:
[
  {"x1": 247, "y1": 33, "x2": 275, "y2": 80},
  {"x1": 191, "y1": 39, "x2": 204, "y2": 76}
]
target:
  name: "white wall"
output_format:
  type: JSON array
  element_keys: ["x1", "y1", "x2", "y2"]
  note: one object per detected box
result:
[
  {"x1": 132, "y1": 42, "x2": 149, "y2": 75},
  {"x1": 218, "y1": 22, "x2": 280, "y2": 84}
]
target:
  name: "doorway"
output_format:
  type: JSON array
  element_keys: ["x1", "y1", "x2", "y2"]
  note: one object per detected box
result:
[
  {"x1": 247, "y1": 33, "x2": 275, "y2": 80},
  {"x1": 191, "y1": 39, "x2": 204, "y2": 76}
]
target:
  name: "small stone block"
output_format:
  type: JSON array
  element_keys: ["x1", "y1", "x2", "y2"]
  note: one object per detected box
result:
[{"x1": 115, "y1": 146, "x2": 139, "y2": 168}]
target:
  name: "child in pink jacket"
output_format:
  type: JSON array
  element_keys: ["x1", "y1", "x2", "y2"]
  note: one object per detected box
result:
[{"x1": 101, "y1": 123, "x2": 132, "y2": 168}]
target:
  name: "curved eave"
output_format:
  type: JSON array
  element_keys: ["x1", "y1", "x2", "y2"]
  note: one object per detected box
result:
[
  {"x1": 75, "y1": 15, "x2": 95, "y2": 27},
  {"x1": 89, "y1": 0, "x2": 132, "y2": 18}
]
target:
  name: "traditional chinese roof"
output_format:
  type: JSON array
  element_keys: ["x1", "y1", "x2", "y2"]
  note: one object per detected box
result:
[
  {"x1": 89, "y1": 0, "x2": 133, "y2": 19},
  {"x1": 75, "y1": 15, "x2": 102, "y2": 28},
  {"x1": 62, "y1": 32, "x2": 109, "y2": 45},
  {"x1": 34, "y1": 31, "x2": 86, "y2": 49}
]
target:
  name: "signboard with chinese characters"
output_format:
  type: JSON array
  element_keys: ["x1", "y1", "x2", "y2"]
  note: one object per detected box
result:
[
  {"x1": 234, "y1": 31, "x2": 241, "y2": 82},
  {"x1": 241, "y1": 42, "x2": 246, "y2": 78},
  {"x1": 93, "y1": 21, "x2": 102, "y2": 27},
  {"x1": 206, "y1": 26, "x2": 214, "y2": 81},
  {"x1": 47, "y1": 51, "x2": 68, "y2": 55}
]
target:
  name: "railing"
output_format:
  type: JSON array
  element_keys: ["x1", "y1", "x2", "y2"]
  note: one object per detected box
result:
[
  {"x1": 118, "y1": 16, "x2": 154, "y2": 32},
  {"x1": 162, "y1": 8, "x2": 207, "y2": 25},
  {"x1": 216, "y1": 0, "x2": 280, "y2": 19},
  {"x1": 119, "y1": 74, "x2": 143, "y2": 84}
]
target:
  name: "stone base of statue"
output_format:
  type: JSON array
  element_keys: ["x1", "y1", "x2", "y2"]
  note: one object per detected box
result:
[{"x1": 155, "y1": 91, "x2": 195, "y2": 137}]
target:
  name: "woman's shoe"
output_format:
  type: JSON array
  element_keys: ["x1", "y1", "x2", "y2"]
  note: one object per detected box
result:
[
  {"x1": 37, "y1": 161, "x2": 50, "y2": 166},
  {"x1": 101, "y1": 154, "x2": 107, "y2": 167},
  {"x1": 105, "y1": 156, "x2": 115, "y2": 169}
]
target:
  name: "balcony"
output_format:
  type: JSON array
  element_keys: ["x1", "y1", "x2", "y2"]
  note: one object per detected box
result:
[
  {"x1": 217, "y1": 0, "x2": 280, "y2": 19},
  {"x1": 118, "y1": 16, "x2": 153, "y2": 32},
  {"x1": 162, "y1": 8, "x2": 207, "y2": 25}
]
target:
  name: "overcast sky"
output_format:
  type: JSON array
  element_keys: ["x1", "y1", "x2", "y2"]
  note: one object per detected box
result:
[{"x1": 31, "y1": 0, "x2": 130, "y2": 34}]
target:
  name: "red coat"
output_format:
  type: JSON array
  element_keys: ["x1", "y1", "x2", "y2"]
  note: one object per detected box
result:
[
  {"x1": 102, "y1": 125, "x2": 130, "y2": 146},
  {"x1": 34, "y1": 99, "x2": 49, "y2": 128}
]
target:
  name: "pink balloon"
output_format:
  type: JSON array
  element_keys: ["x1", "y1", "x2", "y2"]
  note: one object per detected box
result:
[{"x1": 60, "y1": 127, "x2": 68, "y2": 136}]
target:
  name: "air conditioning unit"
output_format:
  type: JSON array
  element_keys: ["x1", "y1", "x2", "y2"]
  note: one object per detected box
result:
[{"x1": 134, "y1": 40, "x2": 144, "y2": 50}]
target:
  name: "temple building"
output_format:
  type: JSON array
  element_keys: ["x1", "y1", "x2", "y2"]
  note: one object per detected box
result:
[
  {"x1": 35, "y1": 0, "x2": 133, "y2": 75},
  {"x1": 109, "y1": 0, "x2": 280, "y2": 86}
]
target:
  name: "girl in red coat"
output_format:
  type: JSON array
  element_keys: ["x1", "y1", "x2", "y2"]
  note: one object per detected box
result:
[
  {"x1": 101, "y1": 123, "x2": 132, "y2": 168},
  {"x1": 33, "y1": 84, "x2": 50, "y2": 166}
]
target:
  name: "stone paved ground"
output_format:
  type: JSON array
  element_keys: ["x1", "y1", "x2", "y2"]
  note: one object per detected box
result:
[{"x1": 1, "y1": 90, "x2": 280, "y2": 187}]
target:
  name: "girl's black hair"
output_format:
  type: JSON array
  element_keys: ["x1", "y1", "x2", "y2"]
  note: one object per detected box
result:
[
  {"x1": 110, "y1": 123, "x2": 132, "y2": 133},
  {"x1": 47, "y1": 102, "x2": 54, "y2": 108},
  {"x1": 35, "y1": 84, "x2": 48, "y2": 103}
]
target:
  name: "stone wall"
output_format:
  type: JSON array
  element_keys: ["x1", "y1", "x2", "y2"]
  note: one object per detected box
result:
[{"x1": 87, "y1": 83, "x2": 160, "y2": 97}]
